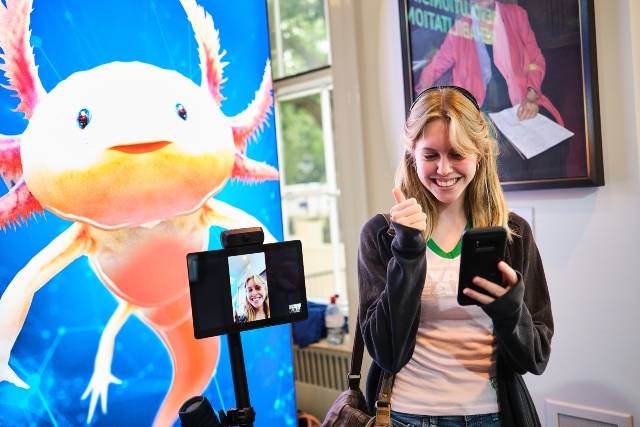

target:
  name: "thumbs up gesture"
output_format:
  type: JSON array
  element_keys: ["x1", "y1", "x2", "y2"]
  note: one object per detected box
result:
[{"x1": 390, "y1": 188, "x2": 427, "y2": 232}]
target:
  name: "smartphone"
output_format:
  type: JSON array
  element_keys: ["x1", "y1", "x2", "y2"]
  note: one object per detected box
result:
[
  {"x1": 457, "y1": 227, "x2": 507, "y2": 306},
  {"x1": 187, "y1": 240, "x2": 308, "y2": 338}
]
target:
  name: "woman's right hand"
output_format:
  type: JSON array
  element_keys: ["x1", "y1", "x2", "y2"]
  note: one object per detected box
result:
[{"x1": 390, "y1": 188, "x2": 427, "y2": 232}]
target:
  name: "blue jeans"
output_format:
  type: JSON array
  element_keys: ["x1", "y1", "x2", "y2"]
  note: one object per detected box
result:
[{"x1": 391, "y1": 410, "x2": 501, "y2": 427}]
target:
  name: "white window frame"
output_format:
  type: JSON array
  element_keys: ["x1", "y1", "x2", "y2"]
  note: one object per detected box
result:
[
  {"x1": 269, "y1": 0, "x2": 368, "y2": 326},
  {"x1": 274, "y1": 68, "x2": 346, "y2": 304}
]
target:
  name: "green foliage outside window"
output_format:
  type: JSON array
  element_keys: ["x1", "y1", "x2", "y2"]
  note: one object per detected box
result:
[
  {"x1": 268, "y1": 0, "x2": 330, "y2": 78},
  {"x1": 280, "y1": 95, "x2": 326, "y2": 185}
]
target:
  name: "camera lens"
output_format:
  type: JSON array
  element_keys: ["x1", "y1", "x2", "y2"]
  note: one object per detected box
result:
[{"x1": 179, "y1": 396, "x2": 221, "y2": 426}]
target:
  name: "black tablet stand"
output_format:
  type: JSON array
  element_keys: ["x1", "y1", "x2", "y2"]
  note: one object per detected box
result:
[
  {"x1": 218, "y1": 227, "x2": 264, "y2": 427},
  {"x1": 179, "y1": 227, "x2": 264, "y2": 427},
  {"x1": 222, "y1": 332, "x2": 255, "y2": 426}
]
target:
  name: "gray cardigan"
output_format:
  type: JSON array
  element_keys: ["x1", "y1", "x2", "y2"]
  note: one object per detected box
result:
[{"x1": 357, "y1": 212, "x2": 553, "y2": 426}]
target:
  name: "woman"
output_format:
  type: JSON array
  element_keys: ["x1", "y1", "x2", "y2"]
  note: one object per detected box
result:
[
  {"x1": 357, "y1": 86, "x2": 553, "y2": 426},
  {"x1": 235, "y1": 274, "x2": 270, "y2": 323}
]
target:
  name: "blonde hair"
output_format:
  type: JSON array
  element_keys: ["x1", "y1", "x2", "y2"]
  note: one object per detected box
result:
[
  {"x1": 396, "y1": 87, "x2": 512, "y2": 240},
  {"x1": 242, "y1": 274, "x2": 270, "y2": 322}
]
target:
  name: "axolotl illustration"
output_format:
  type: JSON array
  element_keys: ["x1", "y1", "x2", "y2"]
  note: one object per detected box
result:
[{"x1": 0, "y1": 0, "x2": 279, "y2": 425}]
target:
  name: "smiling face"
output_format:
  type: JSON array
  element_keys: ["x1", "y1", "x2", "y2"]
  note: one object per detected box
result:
[
  {"x1": 245, "y1": 276, "x2": 267, "y2": 309},
  {"x1": 20, "y1": 61, "x2": 236, "y2": 229},
  {"x1": 413, "y1": 119, "x2": 478, "y2": 208}
]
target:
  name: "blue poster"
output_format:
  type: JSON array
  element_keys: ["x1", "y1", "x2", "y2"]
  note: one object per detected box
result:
[{"x1": 0, "y1": 0, "x2": 296, "y2": 425}]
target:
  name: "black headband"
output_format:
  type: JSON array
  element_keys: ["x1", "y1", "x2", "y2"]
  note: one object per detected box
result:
[{"x1": 411, "y1": 85, "x2": 481, "y2": 112}]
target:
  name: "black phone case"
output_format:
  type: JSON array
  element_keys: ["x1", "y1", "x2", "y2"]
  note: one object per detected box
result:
[{"x1": 457, "y1": 227, "x2": 507, "y2": 306}]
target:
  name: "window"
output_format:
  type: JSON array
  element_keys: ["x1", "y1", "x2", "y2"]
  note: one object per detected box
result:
[
  {"x1": 268, "y1": 0, "x2": 347, "y2": 307},
  {"x1": 268, "y1": 0, "x2": 330, "y2": 79}
]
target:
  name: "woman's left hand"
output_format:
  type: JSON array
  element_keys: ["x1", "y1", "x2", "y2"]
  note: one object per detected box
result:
[
  {"x1": 517, "y1": 88, "x2": 540, "y2": 120},
  {"x1": 463, "y1": 261, "x2": 519, "y2": 305}
]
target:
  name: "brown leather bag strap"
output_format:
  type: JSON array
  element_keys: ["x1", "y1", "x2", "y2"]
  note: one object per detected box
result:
[
  {"x1": 357, "y1": 213, "x2": 396, "y2": 426},
  {"x1": 372, "y1": 372, "x2": 394, "y2": 425},
  {"x1": 374, "y1": 213, "x2": 395, "y2": 425},
  {"x1": 350, "y1": 212, "x2": 392, "y2": 391},
  {"x1": 347, "y1": 315, "x2": 365, "y2": 390}
]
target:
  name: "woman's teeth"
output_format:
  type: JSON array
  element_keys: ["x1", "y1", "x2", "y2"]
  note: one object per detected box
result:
[{"x1": 434, "y1": 178, "x2": 459, "y2": 187}]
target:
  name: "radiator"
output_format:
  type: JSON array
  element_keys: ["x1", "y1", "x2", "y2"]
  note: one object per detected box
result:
[{"x1": 294, "y1": 344, "x2": 351, "y2": 390}]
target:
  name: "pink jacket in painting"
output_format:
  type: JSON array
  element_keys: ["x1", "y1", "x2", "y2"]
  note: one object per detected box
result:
[{"x1": 417, "y1": 2, "x2": 563, "y2": 126}]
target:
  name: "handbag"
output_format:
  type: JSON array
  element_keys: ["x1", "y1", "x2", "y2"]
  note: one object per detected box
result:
[
  {"x1": 298, "y1": 410, "x2": 322, "y2": 427},
  {"x1": 320, "y1": 316, "x2": 394, "y2": 427}
]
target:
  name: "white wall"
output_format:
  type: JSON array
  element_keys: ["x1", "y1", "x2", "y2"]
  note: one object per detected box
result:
[
  {"x1": 353, "y1": 1, "x2": 406, "y2": 212},
  {"x1": 345, "y1": 0, "x2": 640, "y2": 422}
]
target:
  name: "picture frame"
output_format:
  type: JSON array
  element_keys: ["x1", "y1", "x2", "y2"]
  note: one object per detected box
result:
[{"x1": 398, "y1": 0, "x2": 604, "y2": 190}]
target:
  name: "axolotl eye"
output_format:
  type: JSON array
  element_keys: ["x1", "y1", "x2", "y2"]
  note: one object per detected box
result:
[
  {"x1": 176, "y1": 103, "x2": 187, "y2": 120},
  {"x1": 77, "y1": 108, "x2": 91, "y2": 129}
]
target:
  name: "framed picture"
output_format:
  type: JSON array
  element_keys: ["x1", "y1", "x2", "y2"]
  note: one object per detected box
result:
[{"x1": 398, "y1": 0, "x2": 604, "y2": 190}]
